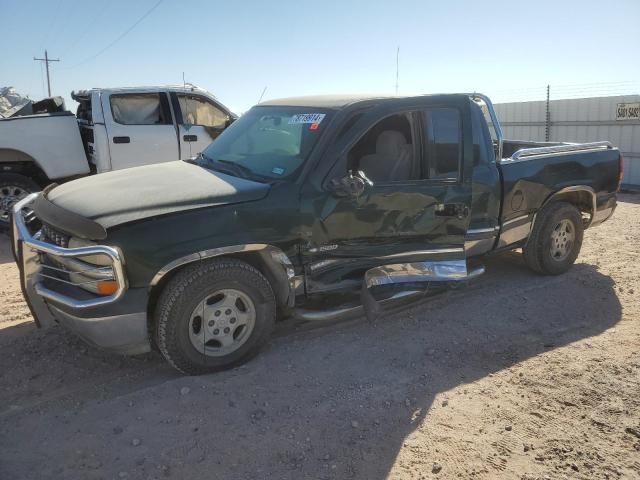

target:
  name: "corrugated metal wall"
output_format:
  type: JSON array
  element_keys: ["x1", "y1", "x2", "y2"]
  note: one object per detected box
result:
[{"x1": 493, "y1": 95, "x2": 640, "y2": 188}]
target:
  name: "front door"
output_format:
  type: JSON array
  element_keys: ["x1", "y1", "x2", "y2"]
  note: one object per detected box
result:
[
  {"x1": 103, "y1": 92, "x2": 179, "y2": 170},
  {"x1": 172, "y1": 93, "x2": 231, "y2": 159},
  {"x1": 303, "y1": 101, "x2": 473, "y2": 294}
]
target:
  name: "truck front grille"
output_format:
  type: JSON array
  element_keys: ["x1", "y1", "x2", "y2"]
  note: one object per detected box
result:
[{"x1": 41, "y1": 223, "x2": 70, "y2": 248}]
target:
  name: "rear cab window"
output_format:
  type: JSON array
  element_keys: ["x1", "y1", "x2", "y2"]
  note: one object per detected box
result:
[
  {"x1": 110, "y1": 93, "x2": 171, "y2": 125},
  {"x1": 176, "y1": 94, "x2": 229, "y2": 129},
  {"x1": 76, "y1": 97, "x2": 92, "y2": 124}
]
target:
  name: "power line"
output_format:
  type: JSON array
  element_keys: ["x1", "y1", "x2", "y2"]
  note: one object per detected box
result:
[
  {"x1": 39, "y1": 0, "x2": 65, "y2": 50},
  {"x1": 489, "y1": 81, "x2": 640, "y2": 104},
  {"x1": 59, "y1": 0, "x2": 110, "y2": 58},
  {"x1": 68, "y1": 0, "x2": 164, "y2": 68}
]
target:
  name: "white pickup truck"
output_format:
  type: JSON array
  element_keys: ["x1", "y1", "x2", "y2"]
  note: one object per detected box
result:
[{"x1": 0, "y1": 84, "x2": 235, "y2": 226}]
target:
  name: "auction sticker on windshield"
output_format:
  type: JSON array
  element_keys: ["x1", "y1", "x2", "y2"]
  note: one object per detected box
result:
[{"x1": 289, "y1": 113, "x2": 326, "y2": 124}]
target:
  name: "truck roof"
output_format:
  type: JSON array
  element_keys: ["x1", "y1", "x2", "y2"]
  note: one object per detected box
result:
[
  {"x1": 259, "y1": 93, "x2": 471, "y2": 109},
  {"x1": 71, "y1": 84, "x2": 216, "y2": 99},
  {"x1": 69, "y1": 84, "x2": 236, "y2": 116}
]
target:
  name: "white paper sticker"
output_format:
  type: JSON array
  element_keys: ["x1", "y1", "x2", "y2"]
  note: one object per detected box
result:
[
  {"x1": 271, "y1": 167, "x2": 285, "y2": 175},
  {"x1": 289, "y1": 113, "x2": 326, "y2": 124}
]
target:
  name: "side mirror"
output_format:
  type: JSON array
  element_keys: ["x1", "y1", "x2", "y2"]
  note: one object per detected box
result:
[{"x1": 328, "y1": 170, "x2": 373, "y2": 198}]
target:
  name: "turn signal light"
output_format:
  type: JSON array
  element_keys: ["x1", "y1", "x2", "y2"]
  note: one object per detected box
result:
[{"x1": 96, "y1": 281, "x2": 118, "y2": 296}]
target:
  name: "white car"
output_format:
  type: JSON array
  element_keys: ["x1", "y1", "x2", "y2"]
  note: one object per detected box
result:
[{"x1": 0, "y1": 84, "x2": 235, "y2": 226}]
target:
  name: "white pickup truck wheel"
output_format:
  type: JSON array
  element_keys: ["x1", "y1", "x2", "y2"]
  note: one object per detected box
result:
[{"x1": 0, "y1": 173, "x2": 39, "y2": 228}]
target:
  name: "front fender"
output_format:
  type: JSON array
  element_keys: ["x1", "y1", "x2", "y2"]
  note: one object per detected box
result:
[{"x1": 149, "y1": 244, "x2": 298, "y2": 308}]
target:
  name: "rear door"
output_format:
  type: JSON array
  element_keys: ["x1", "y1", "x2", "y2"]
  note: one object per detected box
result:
[
  {"x1": 102, "y1": 91, "x2": 179, "y2": 170},
  {"x1": 171, "y1": 93, "x2": 232, "y2": 159},
  {"x1": 303, "y1": 97, "x2": 474, "y2": 294}
]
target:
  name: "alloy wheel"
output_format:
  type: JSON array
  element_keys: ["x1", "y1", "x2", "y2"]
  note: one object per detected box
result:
[
  {"x1": 550, "y1": 218, "x2": 575, "y2": 261},
  {"x1": 188, "y1": 288, "x2": 256, "y2": 357}
]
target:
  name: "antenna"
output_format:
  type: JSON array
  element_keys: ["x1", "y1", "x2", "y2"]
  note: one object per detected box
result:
[
  {"x1": 395, "y1": 47, "x2": 399, "y2": 95},
  {"x1": 258, "y1": 86, "x2": 268, "y2": 104},
  {"x1": 33, "y1": 50, "x2": 60, "y2": 97}
]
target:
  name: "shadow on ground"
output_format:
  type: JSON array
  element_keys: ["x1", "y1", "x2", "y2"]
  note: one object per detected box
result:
[
  {"x1": 0, "y1": 252, "x2": 622, "y2": 479},
  {"x1": 619, "y1": 191, "x2": 640, "y2": 204}
]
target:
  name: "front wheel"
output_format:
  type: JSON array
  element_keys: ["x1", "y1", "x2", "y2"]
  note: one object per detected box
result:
[
  {"x1": 523, "y1": 202, "x2": 584, "y2": 275},
  {"x1": 155, "y1": 258, "x2": 276, "y2": 375},
  {"x1": 0, "y1": 173, "x2": 40, "y2": 229}
]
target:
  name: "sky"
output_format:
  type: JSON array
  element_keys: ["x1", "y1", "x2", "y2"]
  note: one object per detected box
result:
[{"x1": 1, "y1": 0, "x2": 640, "y2": 114}]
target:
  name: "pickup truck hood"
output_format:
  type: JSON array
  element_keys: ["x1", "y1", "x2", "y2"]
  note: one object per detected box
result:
[{"x1": 44, "y1": 161, "x2": 270, "y2": 232}]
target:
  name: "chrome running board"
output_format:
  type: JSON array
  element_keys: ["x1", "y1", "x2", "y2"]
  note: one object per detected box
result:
[
  {"x1": 293, "y1": 290, "x2": 424, "y2": 323},
  {"x1": 365, "y1": 259, "x2": 484, "y2": 288},
  {"x1": 293, "y1": 261, "x2": 485, "y2": 323}
]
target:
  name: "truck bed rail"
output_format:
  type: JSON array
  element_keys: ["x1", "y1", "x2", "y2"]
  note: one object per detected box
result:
[
  {"x1": 508, "y1": 141, "x2": 614, "y2": 162},
  {"x1": 467, "y1": 93, "x2": 616, "y2": 164}
]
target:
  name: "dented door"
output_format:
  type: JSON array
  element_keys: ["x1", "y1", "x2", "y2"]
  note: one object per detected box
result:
[
  {"x1": 303, "y1": 99, "x2": 474, "y2": 294},
  {"x1": 304, "y1": 180, "x2": 471, "y2": 294}
]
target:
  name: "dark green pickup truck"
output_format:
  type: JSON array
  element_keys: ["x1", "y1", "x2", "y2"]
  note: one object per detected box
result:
[{"x1": 12, "y1": 93, "x2": 622, "y2": 374}]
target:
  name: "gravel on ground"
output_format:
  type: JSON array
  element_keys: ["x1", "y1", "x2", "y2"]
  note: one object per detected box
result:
[{"x1": 0, "y1": 194, "x2": 638, "y2": 479}]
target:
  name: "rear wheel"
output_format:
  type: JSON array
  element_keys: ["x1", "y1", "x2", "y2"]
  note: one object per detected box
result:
[
  {"x1": 155, "y1": 258, "x2": 276, "y2": 375},
  {"x1": 523, "y1": 202, "x2": 584, "y2": 275},
  {"x1": 0, "y1": 173, "x2": 39, "y2": 229}
]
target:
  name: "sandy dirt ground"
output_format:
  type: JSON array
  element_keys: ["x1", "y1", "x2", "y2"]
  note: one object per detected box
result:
[{"x1": 0, "y1": 194, "x2": 639, "y2": 480}]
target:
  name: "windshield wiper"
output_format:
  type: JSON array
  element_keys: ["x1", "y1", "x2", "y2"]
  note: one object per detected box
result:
[
  {"x1": 189, "y1": 153, "x2": 245, "y2": 178},
  {"x1": 185, "y1": 152, "x2": 208, "y2": 165},
  {"x1": 214, "y1": 159, "x2": 256, "y2": 180},
  {"x1": 190, "y1": 153, "x2": 267, "y2": 182}
]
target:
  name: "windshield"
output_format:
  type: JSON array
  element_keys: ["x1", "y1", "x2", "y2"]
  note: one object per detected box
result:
[{"x1": 198, "y1": 106, "x2": 333, "y2": 180}]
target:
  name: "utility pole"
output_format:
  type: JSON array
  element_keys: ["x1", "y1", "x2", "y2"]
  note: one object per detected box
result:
[{"x1": 33, "y1": 50, "x2": 60, "y2": 97}]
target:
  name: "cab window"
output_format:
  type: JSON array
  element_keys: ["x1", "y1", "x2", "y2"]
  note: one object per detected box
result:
[
  {"x1": 346, "y1": 112, "x2": 418, "y2": 183},
  {"x1": 177, "y1": 95, "x2": 228, "y2": 128},
  {"x1": 110, "y1": 93, "x2": 171, "y2": 125}
]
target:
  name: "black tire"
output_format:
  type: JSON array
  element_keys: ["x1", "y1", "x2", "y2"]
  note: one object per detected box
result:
[
  {"x1": 155, "y1": 258, "x2": 276, "y2": 375},
  {"x1": 523, "y1": 202, "x2": 584, "y2": 275},
  {"x1": 0, "y1": 172, "x2": 40, "y2": 230}
]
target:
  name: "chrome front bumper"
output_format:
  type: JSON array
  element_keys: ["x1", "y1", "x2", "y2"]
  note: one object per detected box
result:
[
  {"x1": 12, "y1": 194, "x2": 128, "y2": 311},
  {"x1": 12, "y1": 193, "x2": 149, "y2": 354}
]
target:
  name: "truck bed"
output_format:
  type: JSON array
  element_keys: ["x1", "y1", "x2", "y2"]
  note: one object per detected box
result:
[
  {"x1": 496, "y1": 140, "x2": 620, "y2": 248},
  {"x1": 0, "y1": 112, "x2": 89, "y2": 180}
]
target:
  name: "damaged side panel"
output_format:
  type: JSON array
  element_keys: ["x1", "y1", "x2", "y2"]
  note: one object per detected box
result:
[
  {"x1": 303, "y1": 183, "x2": 473, "y2": 295},
  {"x1": 364, "y1": 258, "x2": 483, "y2": 288}
]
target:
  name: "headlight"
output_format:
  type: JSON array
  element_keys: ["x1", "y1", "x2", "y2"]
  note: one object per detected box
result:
[
  {"x1": 68, "y1": 237, "x2": 112, "y2": 266},
  {"x1": 61, "y1": 237, "x2": 118, "y2": 295}
]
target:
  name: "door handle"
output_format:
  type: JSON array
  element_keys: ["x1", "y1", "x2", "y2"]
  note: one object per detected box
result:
[
  {"x1": 112, "y1": 136, "x2": 130, "y2": 144},
  {"x1": 183, "y1": 134, "x2": 198, "y2": 142},
  {"x1": 435, "y1": 203, "x2": 469, "y2": 219}
]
